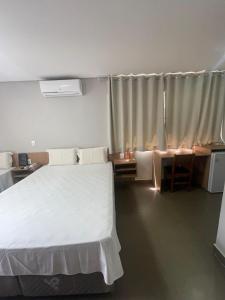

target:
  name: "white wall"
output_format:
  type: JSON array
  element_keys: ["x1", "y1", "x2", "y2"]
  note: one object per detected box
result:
[
  {"x1": 0, "y1": 78, "x2": 153, "y2": 180},
  {"x1": 216, "y1": 187, "x2": 225, "y2": 256},
  {"x1": 0, "y1": 78, "x2": 108, "y2": 152}
]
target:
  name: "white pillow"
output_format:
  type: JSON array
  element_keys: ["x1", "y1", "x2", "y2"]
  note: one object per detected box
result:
[
  {"x1": 78, "y1": 147, "x2": 108, "y2": 164},
  {"x1": 0, "y1": 152, "x2": 13, "y2": 169},
  {"x1": 47, "y1": 148, "x2": 77, "y2": 166}
]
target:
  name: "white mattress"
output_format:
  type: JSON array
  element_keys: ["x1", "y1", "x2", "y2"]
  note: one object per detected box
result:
[
  {"x1": 0, "y1": 168, "x2": 14, "y2": 193},
  {"x1": 0, "y1": 163, "x2": 123, "y2": 285}
]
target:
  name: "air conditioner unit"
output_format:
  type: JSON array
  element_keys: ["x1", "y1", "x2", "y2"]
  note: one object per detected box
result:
[{"x1": 39, "y1": 79, "x2": 83, "y2": 97}]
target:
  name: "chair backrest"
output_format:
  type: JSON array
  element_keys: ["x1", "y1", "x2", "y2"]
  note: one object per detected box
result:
[{"x1": 172, "y1": 154, "x2": 195, "y2": 173}]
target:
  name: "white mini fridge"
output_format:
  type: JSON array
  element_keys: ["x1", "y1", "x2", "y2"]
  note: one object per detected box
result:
[{"x1": 208, "y1": 151, "x2": 225, "y2": 193}]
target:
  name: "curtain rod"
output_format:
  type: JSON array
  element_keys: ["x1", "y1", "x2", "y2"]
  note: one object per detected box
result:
[{"x1": 107, "y1": 70, "x2": 225, "y2": 78}]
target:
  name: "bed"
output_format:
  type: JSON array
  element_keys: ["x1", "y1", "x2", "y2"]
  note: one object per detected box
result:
[
  {"x1": 0, "y1": 162, "x2": 123, "y2": 297},
  {"x1": 0, "y1": 168, "x2": 14, "y2": 193}
]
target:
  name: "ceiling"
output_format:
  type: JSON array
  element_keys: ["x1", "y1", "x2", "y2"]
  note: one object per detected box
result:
[{"x1": 0, "y1": 0, "x2": 225, "y2": 82}]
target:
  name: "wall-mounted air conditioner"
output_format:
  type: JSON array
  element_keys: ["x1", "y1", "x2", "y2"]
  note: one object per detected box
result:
[{"x1": 39, "y1": 79, "x2": 83, "y2": 97}]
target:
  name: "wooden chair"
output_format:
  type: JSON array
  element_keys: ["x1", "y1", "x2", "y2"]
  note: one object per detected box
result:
[{"x1": 165, "y1": 154, "x2": 195, "y2": 192}]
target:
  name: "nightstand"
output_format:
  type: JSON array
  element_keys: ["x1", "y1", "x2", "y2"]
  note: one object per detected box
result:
[
  {"x1": 11, "y1": 164, "x2": 41, "y2": 183},
  {"x1": 113, "y1": 158, "x2": 137, "y2": 181}
]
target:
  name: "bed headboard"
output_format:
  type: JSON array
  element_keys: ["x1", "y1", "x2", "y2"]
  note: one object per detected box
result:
[{"x1": 13, "y1": 152, "x2": 49, "y2": 167}]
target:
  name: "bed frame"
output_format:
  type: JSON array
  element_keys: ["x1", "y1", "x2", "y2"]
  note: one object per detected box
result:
[
  {"x1": 13, "y1": 151, "x2": 114, "y2": 167},
  {"x1": 0, "y1": 273, "x2": 113, "y2": 297},
  {"x1": 12, "y1": 152, "x2": 49, "y2": 167}
]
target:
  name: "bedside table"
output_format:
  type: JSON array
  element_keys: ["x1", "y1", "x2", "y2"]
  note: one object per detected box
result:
[
  {"x1": 11, "y1": 164, "x2": 41, "y2": 183},
  {"x1": 113, "y1": 158, "x2": 137, "y2": 181}
]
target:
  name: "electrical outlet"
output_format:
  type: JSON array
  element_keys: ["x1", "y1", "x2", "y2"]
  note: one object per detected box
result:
[{"x1": 31, "y1": 140, "x2": 36, "y2": 147}]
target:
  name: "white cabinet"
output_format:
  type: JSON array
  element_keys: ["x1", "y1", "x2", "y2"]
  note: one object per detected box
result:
[{"x1": 208, "y1": 151, "x2": 225, "y2": 193}]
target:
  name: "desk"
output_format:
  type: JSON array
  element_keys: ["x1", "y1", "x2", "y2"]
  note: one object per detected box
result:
[{"x1": 153, "y1": 148, "x2": 211, "y2": 191}]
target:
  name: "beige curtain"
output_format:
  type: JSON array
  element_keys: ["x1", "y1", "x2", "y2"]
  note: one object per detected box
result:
[
  {"x1": 109, "y1": 75, "x2": 166, "y2": 153},
  {"x1": 165, "y1": 74, "x2": 204, "y2": 148},
  {"x1": 196, "y1": 73, "x2": 225, "y2": 145},
  {"x1": 109, "y1": 71, "x2": 225, "y2": 153}
]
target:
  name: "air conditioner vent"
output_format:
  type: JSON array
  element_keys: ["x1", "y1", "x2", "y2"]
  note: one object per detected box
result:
[{"x1": 39, "y1": 79, "x2": 83, "y2": 97}]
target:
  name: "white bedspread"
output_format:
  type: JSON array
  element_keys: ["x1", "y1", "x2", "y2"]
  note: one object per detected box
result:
[
  {"x1": 0, "y1": 168, "x2": 13, "y2": 193},
  {"x1": 0, "y1": 163, "x2": 123, "y2": 285}
]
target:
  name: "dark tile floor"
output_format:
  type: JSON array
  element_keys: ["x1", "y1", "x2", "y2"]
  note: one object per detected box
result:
[
  {"x1": 77, "y1": 182, "x2": 225, "y2": 300},
  {"x1": 113, "y1": 182, "x2": 225, "y2": 300},
  {"x1": 15, "y1": 182, "x2": 225, "y2": 300}
]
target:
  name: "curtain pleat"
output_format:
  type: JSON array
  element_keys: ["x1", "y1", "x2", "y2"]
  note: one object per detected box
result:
[
  {"x1": 109, "y1": 75, "x2": 166, "y2": 152},
  {"x1": 196, "y1": 73, "x2": 225, "y2": 144},
  {"x1": 165, "y1": 74, "x2": 204, "y2": 148}
]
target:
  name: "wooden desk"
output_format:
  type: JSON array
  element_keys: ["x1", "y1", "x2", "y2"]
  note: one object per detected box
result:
[{"x1": 153, "y1": 148, "x2": 211, "y2": 191}]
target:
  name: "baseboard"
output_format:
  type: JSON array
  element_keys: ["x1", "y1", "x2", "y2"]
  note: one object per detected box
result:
[{"x1": 213, "y1": 244, "x2": 225, "y2": 269}]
